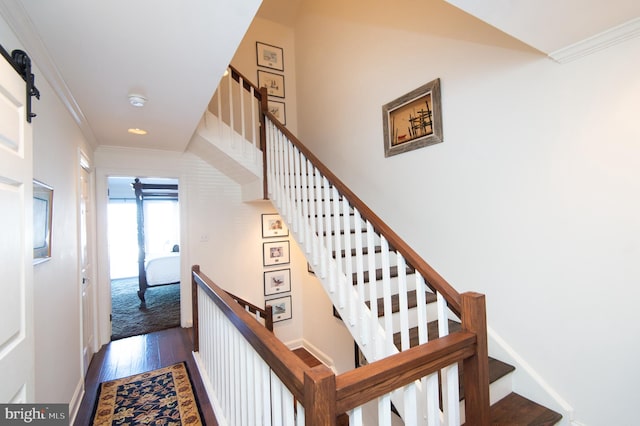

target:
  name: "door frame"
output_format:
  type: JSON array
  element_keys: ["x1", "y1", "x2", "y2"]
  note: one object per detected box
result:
[
  {"x1": 95, "y1": 166, "x2": 189, "y2": 347},
  {"x1": 78, "y1": 150, "x2": 98, "y2": 374}
]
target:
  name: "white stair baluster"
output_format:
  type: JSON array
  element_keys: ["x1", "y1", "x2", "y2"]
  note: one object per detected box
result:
[
  {"x1": 323, "y1": 177, "x2": 335, "y2": 292},
  {"x1": 397, "y1": 253, "x2": 409, "y2": 351},
  {"x1": 342, "y1": 197, "x2": 354, "y2": 323},
  {"x1": 380, "y1": 236, "x2": 393, "y2": 353},
  {"x1": 366, "y1": 220, "x2": 379, "y2": 360}
]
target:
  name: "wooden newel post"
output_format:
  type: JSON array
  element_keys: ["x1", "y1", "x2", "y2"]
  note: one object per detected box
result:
[
  {"x1": 304, "y1": 365, "x2": 337, "y2": 426},
  {"x1": 259, "y1": 86, "x2": 269, "y2": 200},
  {"x1": 461, "y1": 292, "x2": 490, "y2": 425},
  {"x1": 192, "y1": 265, "x2": 200, "y2": 352}
]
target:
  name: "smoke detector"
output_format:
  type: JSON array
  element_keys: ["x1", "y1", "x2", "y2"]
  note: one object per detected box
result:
[{"x1": 128, "y1": 94, "x2": 147, "y2": 107}]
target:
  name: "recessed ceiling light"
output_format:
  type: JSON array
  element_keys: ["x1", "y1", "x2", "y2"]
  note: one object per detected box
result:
[
  {"x1": 128, "y1": 128, "x2": 147, "y2": 135},
  {"x1": 128, "y1": 94, "x2": 147, "y2": 107}
]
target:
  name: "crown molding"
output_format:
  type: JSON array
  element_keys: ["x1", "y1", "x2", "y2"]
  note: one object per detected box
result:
[
  {"x1": 549, "y1": 17, "x2": 640, "y2": 64},
  {"x1": 0, "y1": 0, "x2": 98, "y2": 148}
]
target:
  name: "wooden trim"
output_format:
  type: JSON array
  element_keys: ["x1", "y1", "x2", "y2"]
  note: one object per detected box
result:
[
  {"x1": 224, "y1": 288, "x2": 273, "y2": 332},
  {"x1": 304, "y1": 366, "x2": 337, "y2": 426},
  {"x1": 229, "y1": 65, "x2": 263, "y2": 100},
  {"x1": 192, "y1": 267, "x2": 310, "y2": 401},
  {"x1": 262, "y1": 113, "x2": 462, "y2": 316},
  {"x1": 259, "y1": 87, "x2": 269, "y2": 199},
  {"x1": 461, "y1": 292, "x2": 490, "y2": 425},
  {"x1": 191, "y1": 265, "x2": 200, "y2": 352},
  {"x1": 334, "y1": 332, "x2": 476, "y2": 413}
]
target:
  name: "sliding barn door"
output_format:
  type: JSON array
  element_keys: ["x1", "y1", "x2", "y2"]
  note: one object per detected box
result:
[{"x1": 0, "y1": 55, "x2": 35, "y2": 402}]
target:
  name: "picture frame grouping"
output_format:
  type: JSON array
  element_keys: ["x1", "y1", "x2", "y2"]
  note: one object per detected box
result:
[
  {"x1": 256, "y1": 41, "x2": 286, "y2": 125},
  {"x1": 261, "y1": 213, "x2": 292, "y2": 323}
]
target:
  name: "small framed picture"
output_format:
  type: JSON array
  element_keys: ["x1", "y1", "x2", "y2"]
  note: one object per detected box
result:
[
  {"x1": 264, "y1": 269, "x2": 291, "y2": 296},
  {"x1": 258, "y1": 70, "x2": 285, "y2": 98},
  {"x1": 256, "y1": 41, "x2": 284, "y2": 71},
  {"x1": 267, "y1": 295, "x2": 292, "y2": 322},
  {"x1": 262, "y1": 213, "x2": 289, "y2": 238},
  {"x1": 263, "y1": 240, "x2": 290, "y2": 266},
  {"x1": 267, "y1": 100, "x2": 286, "y2": 125}
]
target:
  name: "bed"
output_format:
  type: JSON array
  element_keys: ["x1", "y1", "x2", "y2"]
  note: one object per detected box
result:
[{"x1": 132, "y1": 178, "x2": 180, "y2": 305}]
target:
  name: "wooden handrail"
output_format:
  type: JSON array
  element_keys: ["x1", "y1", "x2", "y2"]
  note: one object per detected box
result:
[
  {"x1": 261, "y1": 112, "x2": 462, "y2": 316},
  {"x1": 192, "y1": 265, "x2": 311, "y2": 401},
  {"x1": 228, "y1": 64, "x2": 263, "y2": 101},
  {"x1": 335, "y1": 331, "x2": 476, "y2": 414},
  {"x1": 224, "y1": 288, "x2": 274, "y2": 332},
  {"x1": 192, "y1": 266, "x2": 487, "y2": 424}
]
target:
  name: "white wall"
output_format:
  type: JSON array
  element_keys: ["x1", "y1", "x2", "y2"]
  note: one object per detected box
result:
[
  {"x1": 292, "y1": 1, "x2": 640, "y2": 424},
  {"x1": 94, "y1": 147, "x2": 307, "y2": 346}
]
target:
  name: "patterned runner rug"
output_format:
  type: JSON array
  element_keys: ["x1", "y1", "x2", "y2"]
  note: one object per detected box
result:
[{"x1": 91, "y1": 362, "x2": 203, "y2": 425}]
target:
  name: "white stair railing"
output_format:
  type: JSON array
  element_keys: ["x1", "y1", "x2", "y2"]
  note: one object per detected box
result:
[
  {"x1": 205, "y1": 67, "x2": 262, "y2": 166},
  {"x1": 265, "y1": 117, "x2": 466, "y2": 424},
  {"x1": 193, "y1": 269, "x2": 305, "y2": 426}
]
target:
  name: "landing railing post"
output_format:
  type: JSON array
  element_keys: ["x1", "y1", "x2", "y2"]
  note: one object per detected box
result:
[
  {"x1": 192, "y1": 264, "x2": 200, "y2": 352},
  {"x1": 304, "y1": 365, "x2": 337, "y2": 426},
  {"x1": 259, "y1": 86, "x2": 269, "y2": 200},
  {"x1": 461, "y1": 292, "x2": 490, "y2": 425}
]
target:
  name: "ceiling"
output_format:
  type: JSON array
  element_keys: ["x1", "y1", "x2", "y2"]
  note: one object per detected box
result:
[
  {"x1": 0, "y1": 0, "x2": 262, "y2": 152},
  {"x1": 0, "y1": 0, "x2": 637, "y2": 154}
]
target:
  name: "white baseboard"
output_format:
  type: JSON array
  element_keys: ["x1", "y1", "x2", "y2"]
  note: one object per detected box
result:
[
  {"x1": 191, "y1": 351, "x2": 228, "y2": 426},
  {"x1": 284, "y1": 338, "x2": 338, "y2": 373},
  {"x1": 488, "y1": 326, "x2": 576, "y2": 425},
  {"x1": 68, "y1": 378, "x2": 84, "y2": 426}
]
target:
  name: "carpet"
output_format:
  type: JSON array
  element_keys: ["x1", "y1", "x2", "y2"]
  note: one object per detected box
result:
[
  {"x1": 111, "y1": 277, "x2": 181, "y2": 340},
  {"x1": 91, "y1": 362, "x2": 203, "y2": 425}
]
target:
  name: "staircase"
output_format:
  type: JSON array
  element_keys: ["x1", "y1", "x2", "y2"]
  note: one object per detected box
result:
[
  {"x1": 195, "y1": 65, "x2": 563, "y2": 425},
  {"x1": 309, "y1": 175, "x2": 562, "y2": 425}
]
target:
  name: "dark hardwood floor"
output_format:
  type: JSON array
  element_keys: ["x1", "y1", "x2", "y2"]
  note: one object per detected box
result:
[{"x1": 73, "y1": 327, "x2": 217, "y2": 425}]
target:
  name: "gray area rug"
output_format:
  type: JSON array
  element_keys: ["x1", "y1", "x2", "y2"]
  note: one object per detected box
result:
[{"x1": 111, "y1": 277, "x2": 181, "y2": 340}]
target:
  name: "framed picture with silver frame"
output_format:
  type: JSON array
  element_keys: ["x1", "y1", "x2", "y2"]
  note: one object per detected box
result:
[
  {"x1": 263, "y1": 240, "x2": 290, "y2": 266},
  {"x1": 33, "y1": 179, "x2": 53, "y2": 264},
  {"x1": 382, "y1": 78, "x2": 443, "y2": 157},
  {"x1": 267, "y1": 295, "x2": 292, "y2": 323},
  {"x1": 264, "y1": 268, "x2": 291, "y2": 296}
]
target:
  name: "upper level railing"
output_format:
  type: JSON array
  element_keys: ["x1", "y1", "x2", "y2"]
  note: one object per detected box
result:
[{"x1": 198, "y1": 65, "x2": 490, "y2": 425}]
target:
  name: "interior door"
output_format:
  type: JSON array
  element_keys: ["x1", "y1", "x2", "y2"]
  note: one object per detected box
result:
[
  {"x1": 80, "y1": 158, "x2": 95, "y2": 374},
  {"x1": 0, "y1": 55, "x2": 35, "y2": 402}
]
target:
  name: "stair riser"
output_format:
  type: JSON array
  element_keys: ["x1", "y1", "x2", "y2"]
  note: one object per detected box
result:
[
  {"x1": 338, "y1": 251, "x2": 400, "y2": 272},
  {"x1": 381, "y1": 303, "x2": 439, "y2": 337},
  {"x1": 459, "y1": 373, "x2": 513, "y2": 425},
  {"x1": 359, "y1": 276, "x2": 418, "y2": 299}
]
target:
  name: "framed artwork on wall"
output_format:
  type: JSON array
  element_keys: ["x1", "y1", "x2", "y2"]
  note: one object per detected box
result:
[
  {"x1": 258, "y1": 70, "x2": 285, "y2": 98},
  {"x1": 264, "y1": 268, "x2": 291, "y2": 296},
  {"x1": 262, "y1": 213, "x2": 288, "y2": 238},
  {"x1": 382, "y1": 78, "x2": 443, "y2": 157},
  {"x1": 33, "y1": 179, "x2": 53, "y2": 264},
  {"x1": 256, "y1": 41, "x2": 284, "y2": 71},
  {"x1": 267, "y1": 295, "x2": 292, "y2": 322},
  {"x1": 267, "y1": 100, "x2": 286, "y2": 125},
  {"x1": 263, "y1": 240, "x2": 290, "y2": 266}
]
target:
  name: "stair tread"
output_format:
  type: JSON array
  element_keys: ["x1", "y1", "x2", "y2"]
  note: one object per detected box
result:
[
  {"x1": 477, "y1": 392, "x2": 563, "y2": 425},
  {"x1": 393, "y1": 320, "x2": 515, "y2": 401},
  {"x1": 352, "y1": 265, "x2": 416, "y2": 283},
  {"x1": 366, "y1": 289, "x2": 437, "y2": 315}
]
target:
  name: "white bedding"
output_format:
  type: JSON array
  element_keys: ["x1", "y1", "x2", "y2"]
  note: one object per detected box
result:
[{"x1": 145, "y1": 252, "x2": 180, "y2": 285}]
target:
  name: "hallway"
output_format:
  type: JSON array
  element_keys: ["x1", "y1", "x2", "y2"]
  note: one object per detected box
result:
[{"x1": 74, "y1": 327, "x2": 217, "y2": 425}]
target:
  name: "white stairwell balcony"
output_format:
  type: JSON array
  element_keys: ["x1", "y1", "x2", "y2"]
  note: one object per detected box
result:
[{"x1": 187, "y1": 68, "x2": 264, "y2": 201}]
